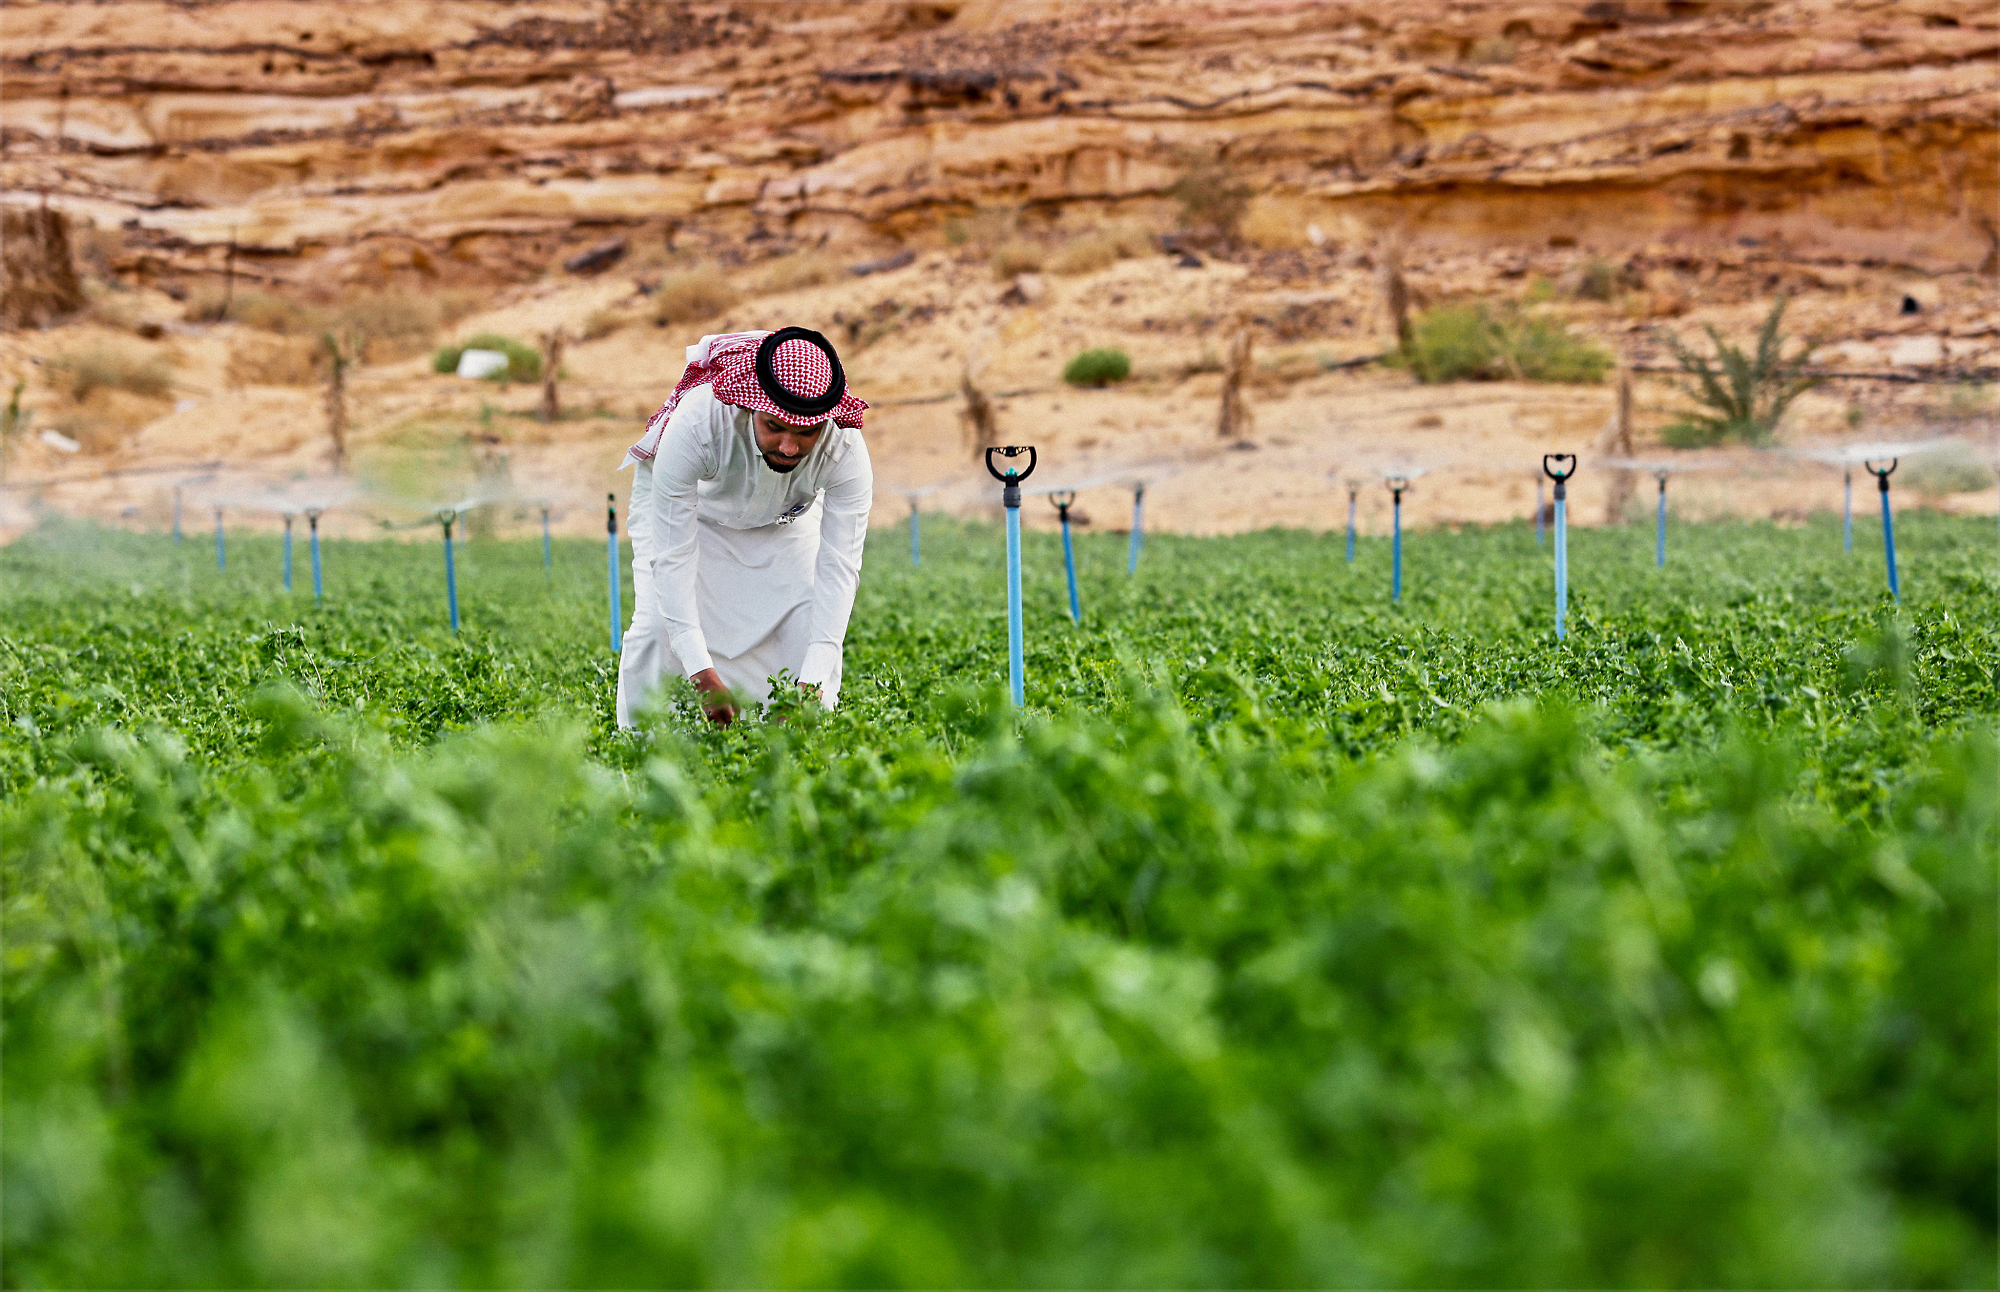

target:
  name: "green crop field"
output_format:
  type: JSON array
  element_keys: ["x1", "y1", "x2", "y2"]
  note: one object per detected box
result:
[{"x1": 3, "y1": 512, "x2": 1996, "y2": 1287}]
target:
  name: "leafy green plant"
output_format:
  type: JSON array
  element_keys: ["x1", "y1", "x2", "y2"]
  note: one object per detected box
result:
[
  {"x1": 1393, "y1": 303, "x2": 1611, "y2": 384},
  {"x1": 1062, "y1": 347, "x2": 1131, "y2": 386},
  {"x1": 1, "y1": 512, "x2": 1996, "y2": 1287},
  {"x1": 1658, "y1": 296, "x2": 1820, "y2": 447}
]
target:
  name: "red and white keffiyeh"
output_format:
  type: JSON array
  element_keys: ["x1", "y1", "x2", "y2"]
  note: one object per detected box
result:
[{"x1": 622, "y1": 330, "x2": 867, "y2": 468}]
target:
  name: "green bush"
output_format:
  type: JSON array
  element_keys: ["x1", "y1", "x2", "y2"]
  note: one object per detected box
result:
[
  {"x1": 1659, "y1": 296, "x2": 1819, "y2": 447},
  {"x1": 432, "y1": 333, "x2": 542, "y2": 383},
  {"x1": 1393, "y1": 303, "x2": 1611, "y2": 384},
  {"x1": 1062, "y1": 347, "x2": 1131, "y2": 386}
]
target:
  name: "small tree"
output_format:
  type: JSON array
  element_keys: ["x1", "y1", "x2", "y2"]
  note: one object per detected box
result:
[
  {"x1": 540, "y1": 326, "x2": 564, "y2": 422},
  {"x1": 1217, "y1": 323, "x2": 1253, "y2": 440},
  {"x1": 1170, "y1": 157, "x2": 1252, "y2": 247},
  {"x1": 322, "y1": 330, "x2": 351, "y2": 470},
  {"x1": 959, "y1": 353, "x2": 998, "y2": 454},
  {"x1": 0, "y1": 378, "x2": 28, "y2": 485},
  {"x1": 1657, "y1": 296, "x2": 1820, "y2": 447}
]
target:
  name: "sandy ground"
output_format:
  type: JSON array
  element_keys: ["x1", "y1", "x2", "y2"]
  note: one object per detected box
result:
[{"x1": 4, "y1": 249, "x2": 1996, "y2": 545}]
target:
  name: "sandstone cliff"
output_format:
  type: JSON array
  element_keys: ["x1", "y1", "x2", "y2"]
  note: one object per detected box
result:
[{"x1": 5, "y1": 0, "x2": 1995, "y2": 291}]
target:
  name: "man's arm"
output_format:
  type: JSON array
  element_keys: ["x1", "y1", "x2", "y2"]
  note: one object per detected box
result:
[
  {"x1": 797, "y1": 434, "x2": 874, "y2": 702},
  {"x1": 648, "y1": 394, "x2": 721, "y2": 681}
]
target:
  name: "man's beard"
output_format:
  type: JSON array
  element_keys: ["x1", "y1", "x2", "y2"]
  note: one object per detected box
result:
[{"x1": 761, "y1": 452, "x2": 801, "y2": 474}]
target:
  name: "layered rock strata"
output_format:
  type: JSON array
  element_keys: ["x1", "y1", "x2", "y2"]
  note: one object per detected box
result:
[{"x1": 3, "y1": 0, "x2": 1994, "y2": 294}]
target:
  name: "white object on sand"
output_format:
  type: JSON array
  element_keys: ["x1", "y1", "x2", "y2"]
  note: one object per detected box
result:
[{"x1": 455, "y1": 348, "x2": 510, "y2": 380}]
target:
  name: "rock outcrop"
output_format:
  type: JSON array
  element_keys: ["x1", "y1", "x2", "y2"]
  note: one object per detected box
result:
[{"x1": 4, "y1": 0, "x2": 1994, "y2": 294}]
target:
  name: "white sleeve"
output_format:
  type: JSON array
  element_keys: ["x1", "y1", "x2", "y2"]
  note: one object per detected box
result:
[
  {"x1": 798, "y1": 434, "x2": 873, "y2": 691},
  {"x1": 648, "y1": 393, "x2": 723, "y2": 678}
]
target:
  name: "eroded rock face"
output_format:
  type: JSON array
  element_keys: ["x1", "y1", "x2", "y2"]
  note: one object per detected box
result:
[{"x1": 3, "y1": 0, "x2": 1993, "y2": 293}]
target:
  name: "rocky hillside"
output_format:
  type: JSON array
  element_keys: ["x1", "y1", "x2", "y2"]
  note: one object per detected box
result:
[
  {"x1": 2, "y1": 1, "x2": 1996, "y2": 543},
  {"x1": 5, "y1": 0, "x2": 1995, "y2": 292}
]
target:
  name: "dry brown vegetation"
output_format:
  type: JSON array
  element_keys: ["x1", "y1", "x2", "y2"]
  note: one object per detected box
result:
[
  {"x1": 652, "y1": 266, "x2": 738, "y2": 326},
  {"x1": 47, "y1": 342, "x2": 173, "y2": 403},
  {"x1": 226, "y1": 333, "x2": 323, "y2": 387},
  {"x1": 756, "y1": 252, "x2": 843, "y2": 295},
  {"x1": 1047, "y1": 223, "x2": 1154, "y2": 276},
  {"x1": 990, "y1": 241, "x2": 1044, "y2": 280},
  {"x1": 183, "y1": 284, "x2": 484, "y2": 362}
]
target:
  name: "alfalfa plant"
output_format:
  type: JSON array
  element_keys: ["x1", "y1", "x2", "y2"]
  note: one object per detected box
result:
[{"x1": 1657, "y1": 296, "x2": 1821, "y2": 447}]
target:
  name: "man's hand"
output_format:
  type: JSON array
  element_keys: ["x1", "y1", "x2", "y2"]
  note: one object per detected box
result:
[{"x1": 690, "y1": 668, "x2": 736, "y2": 727}]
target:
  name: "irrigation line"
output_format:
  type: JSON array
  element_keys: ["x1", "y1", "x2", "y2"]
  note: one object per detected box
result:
[{"x1": 1628, "y1": 364, "x2": 2000, "y2": 385}]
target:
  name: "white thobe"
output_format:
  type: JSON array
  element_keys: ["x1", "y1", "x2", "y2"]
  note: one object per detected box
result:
[{"x1": 615, "y1": 385, "x2": 872, "y2": 726}]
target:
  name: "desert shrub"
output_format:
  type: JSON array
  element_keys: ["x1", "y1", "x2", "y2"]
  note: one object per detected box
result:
[
  {"x1": 432, "y1": 334, "x2": 541, "y2": 383},
  {"x1": 1394, "y1": 303, "x2": 1611, "y2": 384},
  {"x1": 1659, "y1": 296, "x2": 1820, "y2": 447},
  {"x1": 1046, "y1": 225, "x2": 1150, "y2": 277},
  {"x1": 1901, "y1": 448, "x2": 1998, "y2": 498},
  {"x1": 1062, "y1": 347, "x2": 1131, "y2": 387},
  {"x1": 1397, "y1": 303, "x2": 1495, "y2": 383},
  {"x1": 581, "y1": 307, "x2": 630, "y2": 341},
  {"x1": 756, "y1": 252, "x2": 842, "y2": 294},
  {"x1": 1180, "y1": 346, "x2": 1225, "y2": 377},
  {"x1": 184, "y1": 285, "x2": 320, "y2": 332},
  {"x1": 333, "y1": 290, "x2": 446, "y2": 363},
  {"x1": 47, "y1": 342, "x2": 174, "y2": 402},
  {"x1": 1048, "y1": 232, "x2": 1118, "y2": 276},
  {"x1": 227, "y1": 334, "x2": 323, "y2": 387},
  {"x1": 652, "y1": 266, "x2": 738, "y2": 326},
  {"x1": 990, "y1": 240, "x2": 1045, "y2": 280},
  {"x1": 1171, "y1": 158, "x2": 1253, "y2": 245},
  {"x1": 945, "y1": 206, "x2": 1021, "y2": 250},
  {"x1": 1499, "y1": 312, "x2": 1615, "y2": 383},
  {"x1": 1572, "y1": 259, "x2": 1621, "y2": 302}
]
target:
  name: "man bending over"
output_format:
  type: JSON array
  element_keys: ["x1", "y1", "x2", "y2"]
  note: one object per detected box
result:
[{"x1": 616, "y1": 327, "x2": 872, "y2": 726}]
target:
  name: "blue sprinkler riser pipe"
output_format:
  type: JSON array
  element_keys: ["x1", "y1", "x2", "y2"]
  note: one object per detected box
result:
[
  {"x1": 443, "y1": 520, "x2": 460, "y2": 633},
  {"x1": 541, "y1": 509, "x2": 552, "y2": 569},
  {"x1": 1127, "y1": 487, "x2": 1145, "y2": 575},
  {"x1": 1555, "y1": 495, "x2": 1569, "y2": 640},
  {"x1": 214, "y1": 509, "x2": 225, "y2": 571},
  {"x1": 1655, "y1": 477, "x2": 1667, "y2": 568},
  {"x1": 1391, "y1": 494, "x2": 1403, "y2": 602},
  {"x1": 909, "y1": 503, "x2": 921, "y2": 566},
  {"x1": 1879, "y1": 476, "x2": 1899, "y2": 601},
  {"x1": 1542, "y1": 454, "x2": 1577, "y2": 641},
  {"x1": 1345, "y1": 492, "x2": 1356, "y2": 564},
  {"x1": 308, "y1": 516, "x2": 323, "y2": 601},
  {"x1": 283, "y1": 518, "x2": 294, "y2": 591},
  {"x1": 1006, "y1": 503, "x2": 1025, "y2": 706},
  {"x1": 1842, "y1": 470, "x2": 1853, "y2": 554},
  {"x1": 606, "y1": 494, "x2": 623, "y2": 653},
  {"x1": 172, "y1": 488, "x2": 183, "y2": 544},
  {"x1": 1062, "y1": 513, "x2": 1080, "y2": 623}
]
